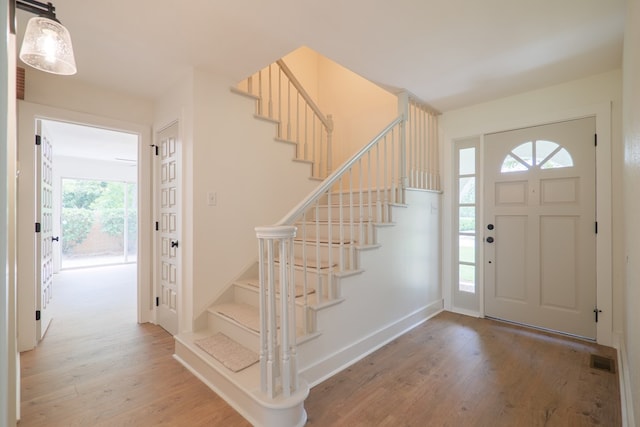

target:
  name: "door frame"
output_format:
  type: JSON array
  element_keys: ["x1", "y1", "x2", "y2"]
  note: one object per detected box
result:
[
  {"x1": 445, "y1": 102, "x2": 612, "y2": 346},
  {"x1": 17, "y1": 101, "x2": 154, "y2": 351}
]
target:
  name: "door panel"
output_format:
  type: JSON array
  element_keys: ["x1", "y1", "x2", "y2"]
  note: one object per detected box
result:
[
  {"x1": 494, "y1": 215, "x2": 527, "y2": 301},
  {"x1": 156, "y1": 122, "x2": 180, "y2": 335},
  {"x1": 36, "y1": 123, "x2": 54, "y2": 340},
  {"x1": 484, "y1": 117, "x2": 596, "y2": 339}
]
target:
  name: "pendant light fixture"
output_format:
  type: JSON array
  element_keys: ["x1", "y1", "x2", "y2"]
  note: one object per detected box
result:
[{"x1": 12, "y1": 0, "x2": 77, "y2": 75}]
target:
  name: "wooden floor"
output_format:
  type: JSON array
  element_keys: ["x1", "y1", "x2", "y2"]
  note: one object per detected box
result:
[
  {"x1": 19, "y1": 264, "x2": 250, "y2": 427},
  {"x1": 20, "y1": 265, "x2": 620, "y2": 426},
  {"x1": 305, "y1": 312, "x2": 621, "y2": 427}
]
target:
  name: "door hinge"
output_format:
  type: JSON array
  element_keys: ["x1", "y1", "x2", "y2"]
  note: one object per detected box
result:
[
  {"x1": 35, "y1": 135, "x2": 41, "y2": 146},
  {"x1": 594, "y1": 307, "x2": 602, "y2": 323},
  {"x1": 155, "y1": 221, "x2": 159, "y2": 231},
  {"x1": 35, "y1": 310, "x2": 41, "y2": 321},
  {"x1": 155, "y1": 297, "x2": 159, "y2": 307},
  {"x1": 151, "y1": 144, "x2": 159, "y2": 156},
  {"x1": 594, "y1": 133, "x2": 598, "y2": 147},
  {"x1": 595, "y1": 221, "x2": 598, "y2": 234},
  {"x1": 35, "y1": 222, "x2": 41, "y2": 233}
]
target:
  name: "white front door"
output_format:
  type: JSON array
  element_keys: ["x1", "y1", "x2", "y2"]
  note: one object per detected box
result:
[
  {"x1": 484, "y1": 117, "x2": 597, "y2": 339},
  {"x1": 36, "y1": 122, "x2": 54, "y2": 340},
  {"x1": 155, "y1": 122, "x2": 180, "y2": 335}
]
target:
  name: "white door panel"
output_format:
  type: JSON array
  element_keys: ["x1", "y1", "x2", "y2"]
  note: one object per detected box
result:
[
  {"x1": 155, "y1": 122, "x2": 180, "y2": 335},
  {"x1": 36, "y1": 122, "x2": 54, "y2": 340},
  {"x1": 484, "y1": 117, "x2": 596, "y2": 339}
]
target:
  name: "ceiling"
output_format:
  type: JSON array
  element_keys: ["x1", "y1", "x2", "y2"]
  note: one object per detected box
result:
[
  {"x1": 16, "y1": 0, "x2": 626, "y2": 112},
  {"x1": 42, "y1": 119, "x2": 138, "y2": 162}
]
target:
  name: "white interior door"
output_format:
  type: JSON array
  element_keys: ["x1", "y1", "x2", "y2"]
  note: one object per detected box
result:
[
  {"x1": 36, "y1": 122, "x2": 54, "y2": 340},
  {"x1": 155, "y1": 122, "x2": 180, "y2": 335},
  {"x1": 484, "y1": 117, "x2": 597, "y2": 339}
]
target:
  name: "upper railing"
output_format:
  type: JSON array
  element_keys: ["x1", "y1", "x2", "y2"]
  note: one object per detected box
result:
[
  {"x1": 254, "y1": 90, "x2": 439, "y2": 400},
  {"x1": 237, "y1": 60, "x2": 334, "y2": 179}
]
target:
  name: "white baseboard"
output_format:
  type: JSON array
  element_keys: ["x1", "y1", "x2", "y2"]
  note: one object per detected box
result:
[
  {"x1": 300, "y1": 299, "x2": 443, "y2": 387},
  {"x1": 450, "y1": 306, "x2": 481, "y2": 318},
  {"x1": 614, "y1": 333, "x2": 636, "y2": 427}
]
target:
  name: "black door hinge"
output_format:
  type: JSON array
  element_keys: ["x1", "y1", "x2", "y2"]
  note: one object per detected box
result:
[
  {"x1": 35, "y1": 135, "x2": 41, "y2": 146},
  {"x1": 35, "y1": 222, "x2": 41, "y2": 233},
  {"x1": 155, "y1": 221, "x2": 159, "y2": 231},
  {"x1": 156, "y1": 297, "x2": 159, "y2": 307},
  {"x1": 594, "y1": 308, "x2": 602, "y2": 323},
  {"x1": 35, "y1": 310, "x2": 41, "y2": 321},
  {"x1": 594, "y1": 134, "x2": 598, "y2": 147},
  {"x1": 151, "y1": 144, "x2": 159, "y2": 156},
  {"x1": 595, "y1": 222, "x2": 598, "y2": 234}
]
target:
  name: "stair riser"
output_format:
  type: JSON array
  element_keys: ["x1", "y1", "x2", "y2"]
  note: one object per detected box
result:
[
  {"x1": 308, "y1": 204, "x2": 391, "y2": 223},
  {"x1": 234, "y1": 284, "x2": 312, "y2": 328},
  {"x1": 254, "y1": 272, "x2": 333, "y2": 299},
  {"x1": 321, "y1": 189, "x2": 397, "y2": 205},
  {"x1": 292, "y1": 241, "x2": 354, "y2": 269},
  {"x1": 207, "y1": 312, "x2": 260, "y2": 353},
  {"x1": 295, "y1": 222, "x2": 367, "y2": 244}
]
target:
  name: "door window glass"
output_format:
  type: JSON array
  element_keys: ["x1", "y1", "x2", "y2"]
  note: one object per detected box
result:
[
  {"x1": 501, "y1": 140, "x2": 573, "y2": 173},
  {"x1": 455, "y1": 144, "x2": 477, "y2": 294}
]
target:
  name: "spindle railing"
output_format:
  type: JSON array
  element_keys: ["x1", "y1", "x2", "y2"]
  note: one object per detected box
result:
[
  {"x1": 237, "y1": 60, "x2": 334, "y2": 179},
  {"x1": 254, "y1": 91, "x2": 439, "y2": 400}
]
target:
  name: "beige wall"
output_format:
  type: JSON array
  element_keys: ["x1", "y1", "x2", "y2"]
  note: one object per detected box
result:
[
  {"x1": 285, "y1": 47, "x2": 398, "y2": 168},
  {"x1": 441, "y1": 70, "x2": 623, "y2": 344},
  {"x1": 622, "y1": 0, "x2": 640, "y2": 423}
]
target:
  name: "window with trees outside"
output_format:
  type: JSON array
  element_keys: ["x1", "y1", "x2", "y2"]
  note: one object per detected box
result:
[{"x1": 61, "y1": 178, "x2": 137, "y2": 268}]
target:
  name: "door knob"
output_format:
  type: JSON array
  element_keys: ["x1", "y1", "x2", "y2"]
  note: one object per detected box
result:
[
  {"x1": 171, "y1": 240, "x2": 179, "y2": 248},
  {"x1": 487, "y1": 224, "x2": 494, "y2": 230},
  {"x1": 486, "y1": 237, "x2": 494, "y2": 243}
]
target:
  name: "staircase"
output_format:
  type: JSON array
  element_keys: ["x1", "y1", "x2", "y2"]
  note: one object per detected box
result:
[{"x1": 174, "y1": 60, "x2": 442, "y2": 426}]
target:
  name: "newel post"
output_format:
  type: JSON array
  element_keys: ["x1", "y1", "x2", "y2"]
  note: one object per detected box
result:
[
  {"x1": 255, "y1": 225, "x2": 298, "y2": 399},
  {"x1": 397, "y1": 91, "x2": 409, "y2": 204}
]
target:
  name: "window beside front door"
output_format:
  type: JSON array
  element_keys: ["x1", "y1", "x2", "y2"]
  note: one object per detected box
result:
[{"x1": 454, "y1": 140, "x2": 479, "y2": 295}]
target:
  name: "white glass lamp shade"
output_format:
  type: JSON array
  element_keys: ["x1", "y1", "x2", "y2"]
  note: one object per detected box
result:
[{"x1": 19, "y1": 16, "x2": 77, "y2": 75}]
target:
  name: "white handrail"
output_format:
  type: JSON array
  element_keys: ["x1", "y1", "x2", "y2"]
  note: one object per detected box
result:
[
  {"x1": 276, "y1": 116, "x2": 405, "y2": 226},
  {"x1": 276, "y1": 60, "x2": 332, "y2": 132}
]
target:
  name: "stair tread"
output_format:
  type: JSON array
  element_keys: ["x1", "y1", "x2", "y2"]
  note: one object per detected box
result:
[
  {"x1": 213, "y1": 302, "x2": 261, "y2": 333},
  {"x1": 243, "y1": 278, "x2": 316, "y2": 297},
  {"x1": 293, "y1": 237, "x2": 355, "y2": 245},
  {"x1": 211, "y1": 302, "x2": 308, "y2": 336}
]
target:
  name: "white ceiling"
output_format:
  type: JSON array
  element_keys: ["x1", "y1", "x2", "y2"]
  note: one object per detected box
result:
[
  {"x1": 17, "y1": 0, "x2": 626, "y2": 112},
  {"x1": 41, "y1": 119, "x2": 138, "y2": 162}
]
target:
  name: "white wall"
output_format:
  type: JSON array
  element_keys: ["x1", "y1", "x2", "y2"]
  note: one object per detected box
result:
[
  {"x1": 299, "y1": 190, "x2": 442, "y2": 385},
  {"x1": 622, "y1": 0, "x2": 640, "y2": 424},
  {"x1": 155, "y1": 68, "x2": 322, "y2": 331},
  {"x1": 441, "y1": 70, "x2": 622, "y2": 345}
]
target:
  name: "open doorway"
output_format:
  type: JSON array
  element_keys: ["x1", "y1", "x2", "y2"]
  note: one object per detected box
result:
[{"x1": 42, "y1": 119, "x2": 139, "y2": 327}]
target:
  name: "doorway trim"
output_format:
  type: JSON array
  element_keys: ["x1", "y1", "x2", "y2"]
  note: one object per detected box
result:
[
  {"x1": 445, "y1": 102, "x2": 612, "y2": 346},
  {"x1": 17, "y1": 101, "x2": 153, "y2": 351}
]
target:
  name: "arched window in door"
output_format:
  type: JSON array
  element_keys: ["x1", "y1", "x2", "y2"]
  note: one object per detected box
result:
[{"x1": 501, "y1": 140, "x2": 573, "y2": 173}]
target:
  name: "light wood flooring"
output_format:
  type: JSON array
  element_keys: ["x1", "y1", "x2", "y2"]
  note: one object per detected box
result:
[{"x1": 20, "y1": 265, "x2": 620, "y2": 426}]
